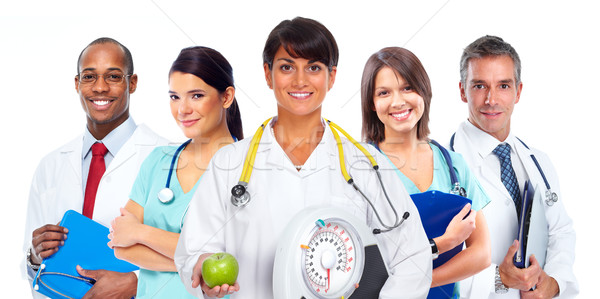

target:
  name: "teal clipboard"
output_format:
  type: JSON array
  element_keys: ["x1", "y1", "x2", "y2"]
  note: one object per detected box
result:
[
  {"x1": 33, "y1": 210, "x2": 138, "y2": 299},
  {"x1": 411, "y1": 190, "x2": 472, "y2": 299}
]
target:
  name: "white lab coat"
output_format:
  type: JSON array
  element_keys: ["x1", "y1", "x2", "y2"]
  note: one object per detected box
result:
[
  {"x1": 22, "y1": 124, "x2": 167, "y2": 297},
  {"x1": 452, "y1": 121, "x2": 578, "y2": 298},
  {"x1": 175, "y1": 118, "x2": 432, "y2": 299}
]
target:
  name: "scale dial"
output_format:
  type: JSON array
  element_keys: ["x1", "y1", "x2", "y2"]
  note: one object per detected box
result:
[{"x1": 301, "y1": 218, "x2": 364, "y2": 298}]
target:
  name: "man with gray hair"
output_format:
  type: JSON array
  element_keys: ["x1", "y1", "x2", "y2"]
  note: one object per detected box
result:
[{"x1": 450, "y1": 35, "x2": 578, "y2": 298}]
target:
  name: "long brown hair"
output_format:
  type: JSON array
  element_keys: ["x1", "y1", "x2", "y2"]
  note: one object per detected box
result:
[{"x1": 361, "y1": 47, "x2": 432, "y2": 144}]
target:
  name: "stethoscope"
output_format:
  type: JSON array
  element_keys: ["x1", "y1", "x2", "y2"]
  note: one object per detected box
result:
[
  {"x1": 373, "y1": 139, "x2": 467, "y2": 198},
  {"x1": 230, "y1": 117, "x2": 409, "y2": 234},
  {"x1": 157, "y1": 139, "x2": 192, "y2": 204},
  {"x1": 157, "y1": 137, "x2": 237, "y2": 229},
  {"x1": 450, "y1": 133, "x2": 558, "y2": 206}
]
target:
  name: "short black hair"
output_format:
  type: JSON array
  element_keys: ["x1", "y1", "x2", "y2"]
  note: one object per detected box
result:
[
  {"x1": 262, "y1": 17, "x2": 338, "y2": 72},
  {"x1": 76, "y1": 37, "x2": 134, "y2": 74}
]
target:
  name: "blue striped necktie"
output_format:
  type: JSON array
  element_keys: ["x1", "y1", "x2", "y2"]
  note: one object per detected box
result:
[{"x1": 492, "y1": 143, "x2": 521, "y2": 213}]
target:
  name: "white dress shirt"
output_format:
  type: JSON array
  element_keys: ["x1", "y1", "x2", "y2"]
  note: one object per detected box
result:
[{"x1": 452, "y1": 120, "x2": 578, "y2": 299}]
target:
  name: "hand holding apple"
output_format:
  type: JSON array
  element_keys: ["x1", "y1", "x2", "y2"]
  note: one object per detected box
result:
[
  {"x1": 202, "y1": 252, "x2": 239, "y2": 287},
  {"x1": 191, "y1": 252, "x2": 240, "y2": 297}
]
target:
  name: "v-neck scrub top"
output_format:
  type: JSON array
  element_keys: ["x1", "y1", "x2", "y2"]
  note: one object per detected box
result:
[
  {"x1": 129, "y1": 145, "x2": 199, "y2": 299},
  {"x1": 383, "y1": 142, "x2": 490, "y2": 211}
]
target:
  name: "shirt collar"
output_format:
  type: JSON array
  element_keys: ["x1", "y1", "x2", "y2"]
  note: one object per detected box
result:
[
  {"x1": 83, "y1": 117, "x2": 137, "y2": 159},
  {"x1": 463, "y1": 120, "x2": 517, "y2": 158}
]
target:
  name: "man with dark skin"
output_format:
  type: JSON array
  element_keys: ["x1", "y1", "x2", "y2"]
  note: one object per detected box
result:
[{"x1": 24, "y1": 38, "x2": 166, "y2": 298}]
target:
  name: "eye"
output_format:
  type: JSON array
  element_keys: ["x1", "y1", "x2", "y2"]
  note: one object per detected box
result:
[
  {"x1": 280, "y1": 64, "x2": 293, "y2": 72},
  {"x1": 80, "y1": 73, "x2": 97, "y2": 82},
  {"x1": 473, "y1": 84, "x2": 485, "y2": 90},
  {"x1": 500, "y1": 84, "x2": 510, "y2": 89},
  {"x1": 376, "y1": 90, "x2": 389, "y2": 97},
  {"x1": 403, "y1": 85, "x2": 413, "y2": 92},
  {"x1": 192, "y1": 93, "x2": 205, "y2": 99},
  {"x1": 169, "y1": 94, "x2": 179, "y2": 101},
  {"x1": 307, "y1": 65, "x2": 321, "y2": 72},
  {"x1": 106, "y1": 73, "x2": 124, "y2": 83}
]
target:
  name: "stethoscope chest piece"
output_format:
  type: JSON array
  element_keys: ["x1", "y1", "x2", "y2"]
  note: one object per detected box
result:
[
  {"x1": 545, "y1": 190, "x2": 558, "y2": 206},
  {"x1": 158, "y1": 188, "x2": 174, "y2": 204},
  {"x1": 231, "y1": 182, "x2": 251, "y2": 207}
]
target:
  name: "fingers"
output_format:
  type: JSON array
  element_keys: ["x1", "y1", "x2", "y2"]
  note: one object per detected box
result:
[
  {"x1": 202, "y1": 283, "x2": 237, "y2": 298},
  {"x1": 33, "y1": 224, "x2": 68, "y2": 235},
  {"x1": 76, "y1": 265, "x2": 101, "y2": 281},
  {"x1": 457, "y1": 203, "x2": 472, "y2": 218},
  {"x1": 504, "y1": 240, "x2": 519, "y2": 262}
]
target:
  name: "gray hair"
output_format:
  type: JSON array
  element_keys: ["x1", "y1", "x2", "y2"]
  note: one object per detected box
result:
[{"x1": 460, "y1": 35, "x2": 521, "y2": 85}]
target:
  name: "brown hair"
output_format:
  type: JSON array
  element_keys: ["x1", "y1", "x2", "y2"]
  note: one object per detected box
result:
[{"x1": 361, "y1": 47, "x2": 432, "y2": 144}]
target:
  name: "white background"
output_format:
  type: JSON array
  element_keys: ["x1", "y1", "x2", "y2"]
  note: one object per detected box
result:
[{"x1": 1, "y1": 0, "x2": 598, "y2": 296}]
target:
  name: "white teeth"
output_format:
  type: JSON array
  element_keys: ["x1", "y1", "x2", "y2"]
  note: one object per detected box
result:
[
  {"x1": 94, "y1": 100, "x2": 110, "y2": 106},
  {"x1": 289, "y1": 92, "x2": 310, "y2": 97},
  {"x1": 392, "y1": 110, "x2": 409, "y2": 118}
]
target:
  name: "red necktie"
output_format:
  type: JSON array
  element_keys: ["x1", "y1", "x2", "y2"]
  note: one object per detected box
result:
[{"x1": 83, "y1": 142, "x2": 108, "y2": 219}]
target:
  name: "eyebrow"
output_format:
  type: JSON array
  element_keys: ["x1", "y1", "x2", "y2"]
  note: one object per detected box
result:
[
  {"x1": 276, "y1": 58, "x2": 321, "y2": 65},
  {"x1": 469, "y1": 78, "x2": 514, "y2": 84},
  {"x1": 80, "y1": 67, "x2": 124, "y2": 73},
  {"x1": 168, "y1": 89, "x2": 206, "y2": 94},
  {"x1": 276, "y1": 58, "x2": 294, "y2": 64}
]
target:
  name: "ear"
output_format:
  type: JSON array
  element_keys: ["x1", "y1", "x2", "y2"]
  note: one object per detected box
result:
[
  {"x1": 222, "y1": 86, "x2": 235, "y2": 109},
  {"x1": 514, "y1": 81, "x2": 523, "y2": 104},
  {"x1": 459, "y1": 81, "x2": 468, "y2": 103},
  {"x1": 74, "y1": 75, "x2": 80, "y2": 92},
  {"x1": 327, "y1": 66, "x2": 337, "y2": 91},
  {"x1": 263, "y1": 63, "x2": 273, "y2": 89},
  {"x1": 128, "y1": 74, "x2": 138, "y2": 94}
]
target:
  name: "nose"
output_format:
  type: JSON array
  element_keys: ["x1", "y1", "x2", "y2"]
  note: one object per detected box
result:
[
  {"x1": 390, "y1": 92, "x2": 406, "y2": 108},
  {"x1": 485, "y1": 88, "x2": 497, "y2": 105},
  {"x1": 178, "y1": 98, "x2": 193, "y2": 115},
  {"x1": 91, "y1": 76, "x2": 109, "y2": 93},
  {"x1": 292, "y1": 69, "x2": 308, "y2": 88}
]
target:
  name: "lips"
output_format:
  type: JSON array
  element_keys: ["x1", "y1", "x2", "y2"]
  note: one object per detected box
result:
[
  {"x1": 88, "y1": 98, "x2": 115, "y2": 110},
  {"x1": 481, "y1": 110, "x2": 502, "y2": 118},
  {"x1": 288, "y1": 92, "x2": 312, "y2": 100},
  {"x1": 390, "y1": 109, "x2": 411, "y2": 121},
  {"x1": 180, "y1": 118, "x2": 199, "y2": 127}
]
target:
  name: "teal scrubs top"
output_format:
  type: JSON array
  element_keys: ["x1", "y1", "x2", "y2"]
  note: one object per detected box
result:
[
  {"x1": 381, "y1": 142, "x2": 490, "y2": 298},
  {"x1": 383, "y1": 142, "x2": 490, "y2": 211},
  {"x1": 129, "y1": 146, "x2": 200, "y2": 299}
]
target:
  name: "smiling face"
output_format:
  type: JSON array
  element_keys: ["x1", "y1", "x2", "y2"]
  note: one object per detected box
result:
[
  {"x1": 75, "y1": 43, "x2": 137, "y2": 137},
  {"x1": 373, "y1": 67, "x2": 424, "y2": 140},
  {"x1": 264, "y1": 46, "x2": 336, "y2": 118},
  {"x1": 169, "y1": 71, "x2": 233, "y2": 139},
  {"x1": 460, "y1": 55, "x2": 522, "y2": 141}
]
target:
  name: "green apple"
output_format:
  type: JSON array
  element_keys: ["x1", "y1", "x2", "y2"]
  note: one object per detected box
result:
[{"x1": 202, "y1": 252, "x2": 239, "y2": 288}]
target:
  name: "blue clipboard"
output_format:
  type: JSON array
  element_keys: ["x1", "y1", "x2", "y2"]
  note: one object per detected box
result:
[
  {"x1": 33, "y1": 210, "x2": 138, "y2": 299},
  {"x1": 411, "y1": 190, "x2": 472, "y2": 299}
]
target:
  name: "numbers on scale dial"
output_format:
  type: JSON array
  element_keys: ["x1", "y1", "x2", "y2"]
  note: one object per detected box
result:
[{"x1": 304, "y1": 221, "x2": 356, "y2": 294}]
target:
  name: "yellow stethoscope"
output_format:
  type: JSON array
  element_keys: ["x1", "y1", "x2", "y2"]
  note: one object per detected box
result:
[{"x1": 230, "y1": 117, "x2": 409, "y2": 234}]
